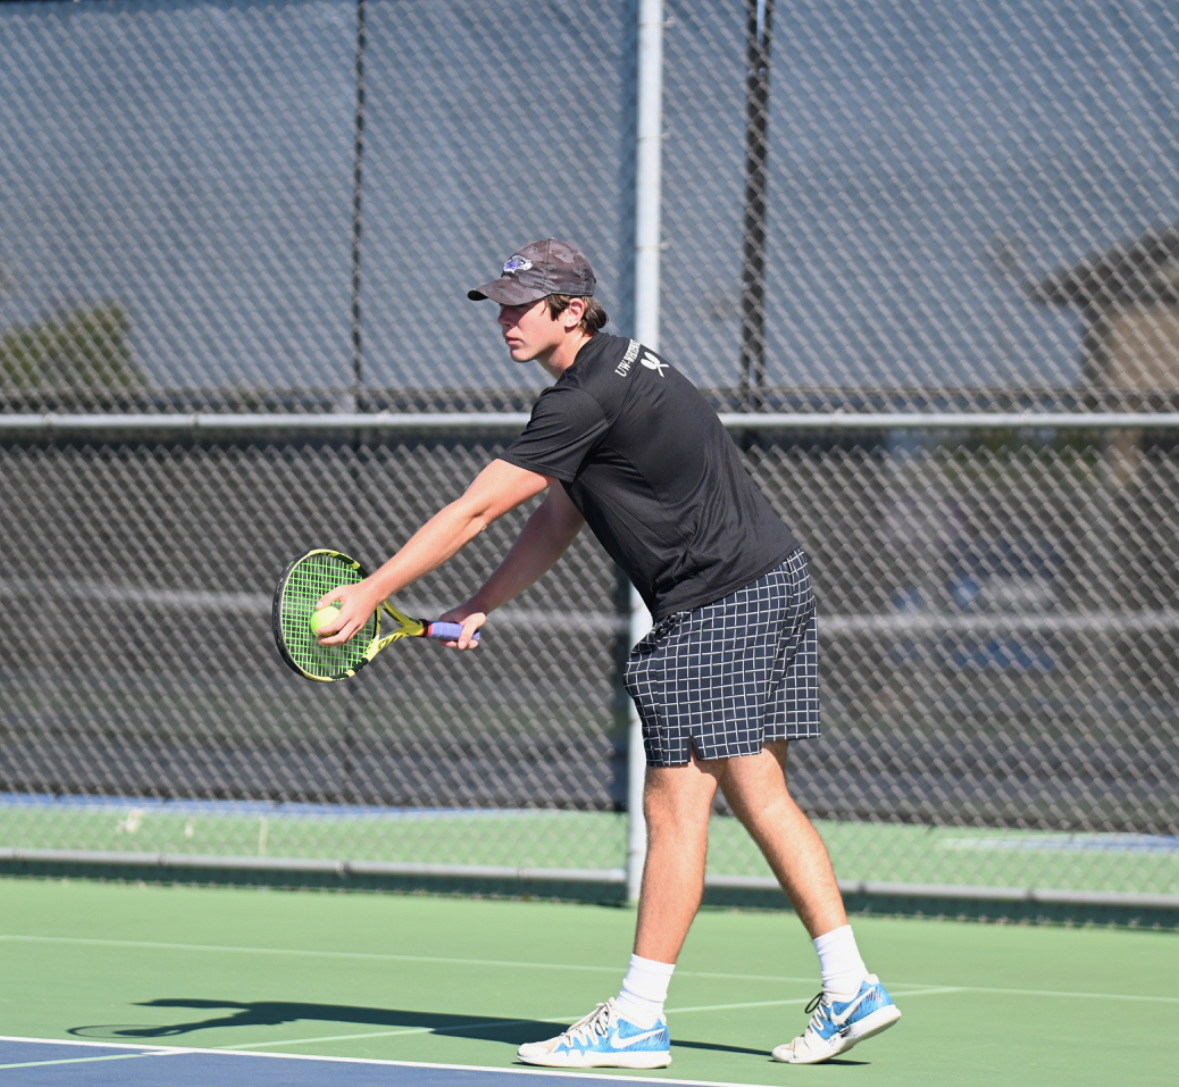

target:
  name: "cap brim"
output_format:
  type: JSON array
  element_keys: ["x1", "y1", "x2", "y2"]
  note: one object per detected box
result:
[{"x1": 467, "y1": 278, "x2": 546, "y2": 305}]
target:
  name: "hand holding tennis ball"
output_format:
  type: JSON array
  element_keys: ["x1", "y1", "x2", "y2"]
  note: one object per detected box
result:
[{"x1": 310, "y1": 603, "x2": 342, "y2": 637}]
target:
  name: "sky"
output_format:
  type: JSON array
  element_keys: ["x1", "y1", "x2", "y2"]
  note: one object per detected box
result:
[{"x1": 1, "y1": 0, "x2": 1177, "y2": 402}]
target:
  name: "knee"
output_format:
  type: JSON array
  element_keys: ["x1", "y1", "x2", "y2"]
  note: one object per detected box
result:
[
  {"x1": 643, "y1": 790, "x2": 711, "y2": 836},
  {"x1": 642, "y1": 759, "x2": 721, "y2": 831},
  {"x1": 643, "y1": 786, "x2": 714, "y2": 841},
  {"x1": 722, "y1": 765, "x2": 797, "y2": 830}
]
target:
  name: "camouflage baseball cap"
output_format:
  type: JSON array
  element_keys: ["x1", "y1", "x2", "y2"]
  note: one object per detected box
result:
[{"x1": 467, "y1": 238, "x2": 596, "y2": 305}]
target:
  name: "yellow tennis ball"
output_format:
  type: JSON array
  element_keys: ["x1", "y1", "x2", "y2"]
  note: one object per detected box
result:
[{"x1": 309, "y1": 604, "x2": 341, "y2": 636}]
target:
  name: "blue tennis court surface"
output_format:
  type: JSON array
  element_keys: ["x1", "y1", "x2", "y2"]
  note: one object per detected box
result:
[{"x1": 0, "y1": 1038, "x2": 734, "y2": 1087}]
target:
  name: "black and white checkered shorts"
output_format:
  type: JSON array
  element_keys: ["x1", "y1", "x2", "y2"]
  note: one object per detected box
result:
[{"x1": 623, "y1": 550, "x2": 820, "y2": 767}]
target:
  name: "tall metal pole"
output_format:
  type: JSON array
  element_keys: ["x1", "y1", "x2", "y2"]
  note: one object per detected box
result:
[
  {"x1": 627, "y1": 0, "x2": 663, "y2": 905},
  {"x1": 350, "y1": 0, "x2": 367, "y2": 410},
  {"x1": 634, "y1": 0, "x2": 664, "y2": 353},
  {"x1": 741, "y1": 0, "x2": 773, "y2": 408}
]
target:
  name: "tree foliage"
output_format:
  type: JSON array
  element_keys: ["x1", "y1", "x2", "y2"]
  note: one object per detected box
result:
[{"x1": 0, "y1": 304, "x2": 145, "y2": 391}]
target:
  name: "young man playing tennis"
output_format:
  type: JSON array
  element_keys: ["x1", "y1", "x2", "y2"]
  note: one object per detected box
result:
[{"x1": 316, "y1": 238, "x2": 900, "y2": 1068}]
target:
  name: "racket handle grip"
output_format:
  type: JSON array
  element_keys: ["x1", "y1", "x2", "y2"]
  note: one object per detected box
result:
[{"x1": 425, "y1": 622, "x2": 480, "y2": 643}]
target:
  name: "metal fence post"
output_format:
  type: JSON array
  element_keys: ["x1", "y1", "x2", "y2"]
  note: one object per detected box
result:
[{"x1": 625, "y1": 0, "x2": 664, "y2": 906}]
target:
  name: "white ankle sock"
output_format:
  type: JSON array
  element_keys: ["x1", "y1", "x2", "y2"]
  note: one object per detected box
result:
[
  {"x1": 813, "y1": 924, "x2": 869, "y2": 999},
  {"x1": 614, "y1": 953, "x2": 675, "y2": 1026}
]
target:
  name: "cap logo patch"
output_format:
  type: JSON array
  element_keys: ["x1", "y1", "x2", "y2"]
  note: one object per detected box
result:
[{"x1": 503, "y1": 257, "x2": 533, "y2": 275}]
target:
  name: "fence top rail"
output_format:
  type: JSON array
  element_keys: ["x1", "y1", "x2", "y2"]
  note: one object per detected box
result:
[
  {"x1": 5, "y1": 410, "x2": 1179, "y2": 433},
  {"x1": 0, "y1": 412, "x2": 530, "y2": 432}
]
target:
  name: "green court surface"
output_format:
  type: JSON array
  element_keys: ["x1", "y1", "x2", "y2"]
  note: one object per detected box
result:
[{"x1": 1, "y1": 877, "x2": 1176, "y2": 1086}]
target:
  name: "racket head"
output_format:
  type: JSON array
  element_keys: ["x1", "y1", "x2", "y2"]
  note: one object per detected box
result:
[{"x1": 272, "y1": 548, "x2": 380, "y2": 682}]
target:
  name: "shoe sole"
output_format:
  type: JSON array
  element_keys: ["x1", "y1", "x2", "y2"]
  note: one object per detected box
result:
[
  {"x1": 842, "y1": 1002, "x2": 902, "y2": 1050},
  {"x1": 772, "y1": 1003, "x2": 901, "y2": 1065},
  {"x1": 517, "y1": 1050, "x2": 672, "y2": 1070}
]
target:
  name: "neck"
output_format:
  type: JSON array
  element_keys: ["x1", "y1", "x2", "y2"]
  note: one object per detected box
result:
[{"x1": 538, "y1": 330, "x2": 594, "y2": 380}]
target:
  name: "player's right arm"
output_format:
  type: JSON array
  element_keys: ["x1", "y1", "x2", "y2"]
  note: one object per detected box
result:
[{"x1": 316, "y1": 458, "x2": 553, "y2": 645}]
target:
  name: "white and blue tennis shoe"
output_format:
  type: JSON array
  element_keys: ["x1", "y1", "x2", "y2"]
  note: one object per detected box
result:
[
  {"x1": 516, "y1": 998, "x2": 671, "y2": 1069},
  {"x1": 772, "y1": 974, "x2": 901, "y2": 1064}
]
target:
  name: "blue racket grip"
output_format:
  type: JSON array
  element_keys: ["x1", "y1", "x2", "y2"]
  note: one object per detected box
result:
[{"x1": 426, "y1": 621, "x2": 480, "y2": 643}]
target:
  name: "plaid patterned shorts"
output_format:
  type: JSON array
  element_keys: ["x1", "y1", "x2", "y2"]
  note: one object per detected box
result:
[{"x1": 623, "y1": 550, "x2": 820, "y2": 767}]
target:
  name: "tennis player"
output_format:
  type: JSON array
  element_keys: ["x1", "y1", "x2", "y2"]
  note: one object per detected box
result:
[{"x1": 316, "y1": 238, "x2": 900, "y2": 1068}]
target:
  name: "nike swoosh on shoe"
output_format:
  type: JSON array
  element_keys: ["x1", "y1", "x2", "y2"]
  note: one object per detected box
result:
[{"x1": 609, "y1": 1027, "x2": 668, "y2": 1049}]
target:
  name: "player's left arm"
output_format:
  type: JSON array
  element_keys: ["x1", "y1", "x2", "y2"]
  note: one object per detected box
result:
[
  {"x1": 316, "y1": 458, "x2": 553, "y2": 645},
  {"x1": 442, "y1": 479, "x2": 585, "y2": 637}
]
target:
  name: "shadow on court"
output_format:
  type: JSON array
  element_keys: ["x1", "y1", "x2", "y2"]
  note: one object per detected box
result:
[
  {"x1": 70, "y1": 998, "x2": 552, "y2": 1043},
  {"x1": 66, "y1": 997, "x2": 779, "y2": 1059}
]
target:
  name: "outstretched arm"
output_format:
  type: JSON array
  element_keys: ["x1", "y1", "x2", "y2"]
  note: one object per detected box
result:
[{"x1": 315, "y1": 458, "x2": 553, "y2": 645}]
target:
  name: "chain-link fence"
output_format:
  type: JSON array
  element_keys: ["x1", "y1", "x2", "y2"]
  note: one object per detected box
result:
[{"x1": 1, "y1": 0, "x2": 1177, "y2": 913}]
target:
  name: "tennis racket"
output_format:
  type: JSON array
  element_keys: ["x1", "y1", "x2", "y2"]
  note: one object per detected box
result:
[{"x1": 272, "y1": 548, "x2": 478, "y2": 682}]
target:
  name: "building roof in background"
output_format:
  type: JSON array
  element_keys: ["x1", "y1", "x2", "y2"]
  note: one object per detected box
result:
[{"x1": 1032, "y1": 225, "x2": 1179, "y2": 309}]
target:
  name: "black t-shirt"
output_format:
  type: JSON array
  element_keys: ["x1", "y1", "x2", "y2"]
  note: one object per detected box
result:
[{"x1": 500, "y1": 333, "x2": 800, "y2": 620}]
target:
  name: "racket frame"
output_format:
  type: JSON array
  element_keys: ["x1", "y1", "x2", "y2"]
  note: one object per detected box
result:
[{"x1": 272, "y1": 548, "x2": 470, "y2": 683}]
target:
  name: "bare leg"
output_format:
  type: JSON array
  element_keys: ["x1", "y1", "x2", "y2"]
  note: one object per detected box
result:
[
  {"x1": 718, "y1": 741, "x2": 847, "y2": 937},
  {"x1": 631, "y1": 751, "x2": 722, "y2": 963}
]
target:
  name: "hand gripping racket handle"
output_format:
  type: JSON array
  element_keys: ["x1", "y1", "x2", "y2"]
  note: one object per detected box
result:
[{"x1": 424, "y1": 622, "x2": 480, "y2": 643}]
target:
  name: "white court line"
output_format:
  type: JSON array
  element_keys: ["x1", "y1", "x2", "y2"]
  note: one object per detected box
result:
[
  {"x1": 0, "y1": 934, "x2": 813, "y2": 985},
  {"x1": 0, "y1": 1040, "x2": 187, "y2": 1072},
  {"x1": 4, "y1": 933, "x2": 1177, "y2": 1007},
  {"x1": 220, "y1": 1019, "x2": 534, "y2": 1051},
  {"x1": 210, "y1": 986, "x2": 966, "y2": 1053},
  {"x1": 0, "y1": 1053, "x2": 173, "y2": 1070},
  {"x1": 891, "y1": 981, "x2": 1179, "y2": 1003},
  {"x1": 0, "y1": 1035, "x2": 799, "y2": 1087},
  {"x1": 667, "y1": 986, "x2": 963, "y2": 1015}
]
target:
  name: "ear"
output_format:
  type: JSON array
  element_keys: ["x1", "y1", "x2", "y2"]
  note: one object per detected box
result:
[{"x1": 561, "y1": 296, "x2": 587, "y2": 330}]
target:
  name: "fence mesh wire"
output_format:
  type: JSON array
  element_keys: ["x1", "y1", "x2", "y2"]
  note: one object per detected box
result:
[{"x1": 1, "y1": 0, "x2": 1177, "y2": 904}]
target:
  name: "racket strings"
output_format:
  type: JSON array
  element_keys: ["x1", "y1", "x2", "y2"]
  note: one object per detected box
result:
[{"x1": 277, "y1": 552, "x2": 376, "y2": 679}]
